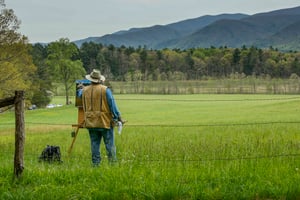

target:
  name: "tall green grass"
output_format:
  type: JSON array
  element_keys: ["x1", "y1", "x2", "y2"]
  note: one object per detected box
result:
[{"x1": 1, "y1": 94, "x2": 300, "y2": 199}]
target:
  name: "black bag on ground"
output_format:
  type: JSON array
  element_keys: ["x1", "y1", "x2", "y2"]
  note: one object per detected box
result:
[{"x1": 39, "y1": 145, "x2": 62, "y2": 163}]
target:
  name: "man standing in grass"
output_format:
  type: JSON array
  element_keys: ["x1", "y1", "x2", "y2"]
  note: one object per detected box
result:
[{"x1": 82, "y1": 69, "x2": 125, "y2": 166}]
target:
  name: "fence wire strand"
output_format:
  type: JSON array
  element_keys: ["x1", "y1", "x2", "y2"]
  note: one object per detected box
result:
[
  {"x1": 0, "y1": 120, "x2": 299, "y2": 127},
  {"x1": 1, "y1": 96, "x2": 300, "y2": 164},
  {"x1": 1, "y1": 150, "x2": 300, "y2": 163},
  {"x1": 116, "y1": 96, "x2": 300, "y2": 102}
]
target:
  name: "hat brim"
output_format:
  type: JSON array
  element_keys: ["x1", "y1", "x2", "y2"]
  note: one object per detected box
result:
[
  {"x1": 85, "y1": 74, "x2": 105, "y2": 83},
  {"x1": 85, "y1": 75, "x2": 99, "y2": 83}
]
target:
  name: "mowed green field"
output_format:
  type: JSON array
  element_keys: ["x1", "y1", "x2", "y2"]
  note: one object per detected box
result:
[{"x1": 1, "y1": 94, "x2": 300, "y2": 199}]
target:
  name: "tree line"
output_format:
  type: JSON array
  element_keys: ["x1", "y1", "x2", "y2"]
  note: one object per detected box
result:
[
  {"x1": 29, "y1": 40, "x2": 300, "y2": 104},
  {"x1": 1, "y1": 0, "x2": 300, "y2": 108},
  {"x1": 31, "y1": 41, "x2": 300, "y2": 83},
  {"x1": 78, "y1": 42, "x2": 300, "y2": 81}
]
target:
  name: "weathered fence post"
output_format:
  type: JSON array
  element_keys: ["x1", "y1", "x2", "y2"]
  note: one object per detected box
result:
[{"x1": 14, "y1": 90, "x2": 25, "y2": 178}]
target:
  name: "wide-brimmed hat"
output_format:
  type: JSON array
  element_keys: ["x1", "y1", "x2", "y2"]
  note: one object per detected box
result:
[{"x1": 85, "y1": 69, "x2": 105, "y2": 83}]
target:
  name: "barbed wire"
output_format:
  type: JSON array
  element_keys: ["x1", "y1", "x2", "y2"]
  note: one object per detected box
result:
[
  {"x1": 0, "y1": 120, "x2": 299, "y2": 127},
  {"x1": 115, "y1": 96, "x2": 300, "y2": 102},
  {"x1": 121, "y1": 121, "x2": 300, "y2": 127},
  {"x1": 1, "y1": 96, "x2": 299, "y2": 165},
  {"x1": 127, "y1": 153, "x2": 300, "y2": 162},
  {"x1": 1, "y1": 151, "x2": 300, "y2": 163}
]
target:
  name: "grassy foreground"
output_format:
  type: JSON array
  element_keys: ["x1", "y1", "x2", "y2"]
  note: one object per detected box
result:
[{"x1": 1, "y1": 94, "x2": 300, "y2": 199}]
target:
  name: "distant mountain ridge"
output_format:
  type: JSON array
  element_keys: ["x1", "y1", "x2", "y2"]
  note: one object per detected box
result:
[{"x1": 74, "y1": 6, "x2": 300, "y2": 51}]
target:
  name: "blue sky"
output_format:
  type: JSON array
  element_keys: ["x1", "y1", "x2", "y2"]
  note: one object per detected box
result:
[{"x1": 5, "y1": 0, "x2": 300, "y2": 43}]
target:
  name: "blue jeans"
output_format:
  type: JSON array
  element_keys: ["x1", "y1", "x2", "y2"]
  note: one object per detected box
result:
[{"x1": 88, "y1": 127, "x2": 117, "y2": 166}]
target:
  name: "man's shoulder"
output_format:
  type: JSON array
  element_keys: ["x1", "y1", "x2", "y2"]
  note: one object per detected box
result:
[
  {"x1": 93, "y1": 84, "x2": 107, "y2": 89},
  {"x1": 100, "y1": 85, "x2": 107, "y2": 89},
  {"x1": 83, "y1": 85, "x2": 91, "y2": 92},
  {"x1": 83, "y1": 84, "x2": 107, "y2": 89}
]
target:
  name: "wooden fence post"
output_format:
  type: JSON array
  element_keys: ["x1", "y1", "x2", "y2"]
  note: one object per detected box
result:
[{"x1": 14, "y1": 90, "x2": 25, "y2": 178}]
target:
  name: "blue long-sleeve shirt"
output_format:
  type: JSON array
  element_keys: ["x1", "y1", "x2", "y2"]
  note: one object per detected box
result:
[{"x1": 106, "y1": 88, "x2": 121, "y2": 121}]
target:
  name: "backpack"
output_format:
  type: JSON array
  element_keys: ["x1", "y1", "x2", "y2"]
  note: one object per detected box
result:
[{"x1": 39, "y1": 145, "x2": 63, "y2": 163}]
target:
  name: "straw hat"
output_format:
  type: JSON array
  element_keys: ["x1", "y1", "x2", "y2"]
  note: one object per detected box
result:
[{"x1": 85, "y1": 69, "x2": 105, "y2": 83}]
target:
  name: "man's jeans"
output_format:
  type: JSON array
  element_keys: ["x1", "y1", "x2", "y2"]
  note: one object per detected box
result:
[{"x1": 88, "y1": 127, "x2": 117, "y2": 166}]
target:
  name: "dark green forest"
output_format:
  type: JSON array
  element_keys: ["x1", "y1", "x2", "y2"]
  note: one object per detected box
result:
[
  {"x1": 26, "y1": 40, "x2": 300, "y2": 107},
  {"x1": 32, "y1": 41, "x2": 300, "y2": 82}
]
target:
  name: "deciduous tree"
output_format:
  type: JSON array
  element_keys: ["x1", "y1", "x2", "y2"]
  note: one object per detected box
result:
[
  {"x1": 47, "y1": 38, "x2": 86, "y2": 105},
  {"x1": 0, "y1": 0, "x2": 36, "y2": 99}
]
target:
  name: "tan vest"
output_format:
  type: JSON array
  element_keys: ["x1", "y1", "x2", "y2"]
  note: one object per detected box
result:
[{"x1": 82, "y1": 84, "x2": 112, "y2": 129}]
